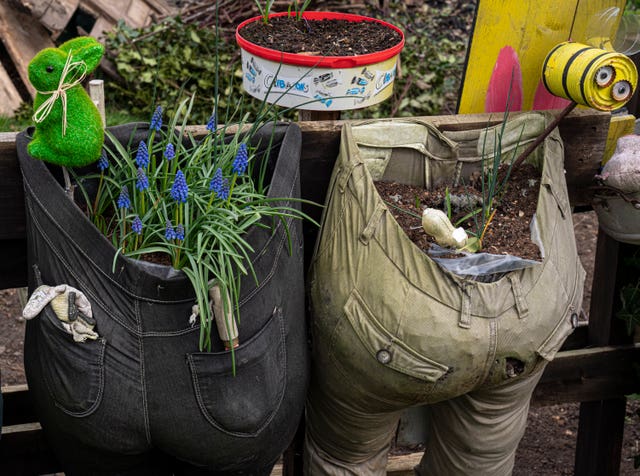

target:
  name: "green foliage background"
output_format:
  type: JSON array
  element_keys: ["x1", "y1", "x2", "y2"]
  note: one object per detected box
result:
[{"x1": 100, "y1": 2, "x2": 471, "y2": 123}]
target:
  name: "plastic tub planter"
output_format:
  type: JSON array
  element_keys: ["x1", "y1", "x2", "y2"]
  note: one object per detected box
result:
[{"x1": 235, "y1": 11, "x2": 405, "y2": 111}]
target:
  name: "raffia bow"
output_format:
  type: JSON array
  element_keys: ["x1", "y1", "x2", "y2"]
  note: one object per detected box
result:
[{"x1": 32, "y1": 52, "x2": 88, "y2": 137}]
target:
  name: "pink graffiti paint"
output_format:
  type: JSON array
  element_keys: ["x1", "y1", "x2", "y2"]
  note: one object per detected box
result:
[
  {"x1": 532, "y1": 79, "x2": 573, "y2": 110},
  {"x1": 485, "y1": 46, "x2": 523, "y2": 112}
]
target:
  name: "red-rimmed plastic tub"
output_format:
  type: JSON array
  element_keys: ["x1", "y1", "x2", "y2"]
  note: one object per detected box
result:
[{"x1": 236, "y1": 12, "x2": 405, "y2": 110}]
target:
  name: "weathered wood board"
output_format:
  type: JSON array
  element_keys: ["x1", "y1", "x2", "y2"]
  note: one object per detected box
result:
[
  {"x1": 458, "y1": 0, "x2": 627, "y2": 113},
  {"x1": 81, "y1": 0, "x2": 175, "y2": 29},
  {"x1": 0, "y1": 62, "x2": 22, "y2": 116},
  {"x1": 17, "y1": 0, "x2": 80, "y2": 37},
  {"x1": 0, "y1": 0, "x2": 55, "y2": 99}
]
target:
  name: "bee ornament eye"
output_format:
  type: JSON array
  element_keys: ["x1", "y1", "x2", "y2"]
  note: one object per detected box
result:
[
  {"x1": 46, "y1": 65, "x2": 54, "y2": 73},
  {"x1": 595, "y1": 66, "x2": 615, "y2": 87},
  {"x1": 611, "y1": 80, "x2": 632, "y2": 101}
]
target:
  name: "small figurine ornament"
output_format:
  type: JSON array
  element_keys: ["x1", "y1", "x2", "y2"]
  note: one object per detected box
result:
[
  {"x1": 28, "y1": 36, "x2": 105, "y2": 167},
  {"x1": 598, "y1": 134, "x2": 640, "y2": 193}
]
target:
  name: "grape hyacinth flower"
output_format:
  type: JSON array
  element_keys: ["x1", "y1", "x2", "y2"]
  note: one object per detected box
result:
[
  {"x1": 171, "y1": 170, "x2": 189, "y2": 203},
  {"x1": 132, "y1": 215, "x2": 143, "y2": 235},
  {"x1": 206, "y1": 113, "x2": 216, "y2": 132},
  {"x1": 117, "y1": 185, "x2": 131, "y2": 210},
  {"x1": 218, "y1": 178, "x2": 230, "y2": 201},
  {"x1": 164, "y1": 143, "x2": 175, "y2": 161},
  {"x1": 175, "y1": 224, "x2": 185, "y2": 241},
  {"x1": 150, "y1": 106, "x2": 163, "y2": 131},
  {"x1": 136, "y1": 168, "x2": 149, "y2": 191},
  {"x1": 135, "y1": 141, "x2": 149, "y2": 168},
  {"x1": 165, "y1": 220, "x2": 176, "y2": 240},
  {"x1": 232, "y1": 143, "x2": 248, "y2": 176},
  {"x1": 209, "y1": 168, "x2": 224, "y2": 196},
  {"x1": 97, "y1": 151, "x2": 108, "y2": 171}
]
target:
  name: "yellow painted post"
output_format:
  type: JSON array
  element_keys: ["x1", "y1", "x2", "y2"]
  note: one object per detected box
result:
[
  {"x1": 458, "y1": 0, "x2": 627, "y2": 114},
  {"x1": 602, "y1": 114, "x2": 636, "y2": 164}
]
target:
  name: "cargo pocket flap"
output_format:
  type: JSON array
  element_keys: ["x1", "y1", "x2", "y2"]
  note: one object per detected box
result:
[
  {"x1": 344, "y1": 289, "x2": 449, "y2": 382},
  {"x1": 537, "y1": 307, "x2": 577, "y2": 361}
]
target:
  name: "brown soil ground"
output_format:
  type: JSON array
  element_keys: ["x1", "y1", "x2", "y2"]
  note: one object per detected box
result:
[
  {"x1": 375, "y1": 162, "x2": 542, "y2": 261},
  {"x1": 2, "y1": 211, "x2": 639, "y2": 474}
]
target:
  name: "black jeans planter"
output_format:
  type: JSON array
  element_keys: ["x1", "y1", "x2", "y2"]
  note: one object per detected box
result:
[{"x1": 17, "y1": 123, "x2": 307, "y2": 476}]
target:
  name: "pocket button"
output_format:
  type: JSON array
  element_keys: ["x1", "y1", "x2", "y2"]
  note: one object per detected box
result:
[{"x1": 376, "y1": 349, "x2": 392, "y2": 364}]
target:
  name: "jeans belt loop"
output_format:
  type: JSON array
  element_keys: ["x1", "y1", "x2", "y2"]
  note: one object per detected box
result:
[
  {"x1": 458, "y1": 281, "x2": 474, "y2": 329},
  {"x1": 360, "y1": 202, "x2": 386, "y2": 245},
  {"x1": 508, "y1": 273, "x2": 529, "y2": 319}
]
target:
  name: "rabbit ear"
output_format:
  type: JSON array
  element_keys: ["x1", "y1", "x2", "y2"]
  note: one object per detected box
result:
[{"x1": 58, "y1": 36, "x2": 105, "y2": 73}]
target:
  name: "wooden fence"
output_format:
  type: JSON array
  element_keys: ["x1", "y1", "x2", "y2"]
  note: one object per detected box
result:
[{"x1": 1, "y1": 110, "x2": 639, "y2": 475}]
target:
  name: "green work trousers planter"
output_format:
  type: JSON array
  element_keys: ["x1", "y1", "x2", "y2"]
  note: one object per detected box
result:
[{"x1": 304, "y1": 112, "x2": 586, "y2": 476}]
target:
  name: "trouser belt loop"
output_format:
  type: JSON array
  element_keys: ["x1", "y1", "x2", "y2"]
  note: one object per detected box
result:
[
  {"x1": 508, "y1": 273, "x2": 529, "y2": 319},
  {"x1": 338, "y1": 161, "x2": 360, "y2": 193},
  {"x1": 458, "y1": 281, "x2": 474, "y2": 329},
  {"x1": 360, "y1": 202, "x2": 386, "y2": 245},
  {"x1": 453, "y1": 161, "x2": 462, "y2": 187}
]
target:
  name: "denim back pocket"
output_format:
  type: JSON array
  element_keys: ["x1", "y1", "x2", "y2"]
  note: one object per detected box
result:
[
  {"x1": 187, "y1": 307, "x2": 286, "y2": 437},
  {"x1": 36, "y1": 306, "x2": 106, "y2": 417}
]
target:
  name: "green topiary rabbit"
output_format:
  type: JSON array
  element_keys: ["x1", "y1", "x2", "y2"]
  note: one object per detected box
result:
[{"x1": 28, "y1": 36, "x2": 105, "y2": 167}]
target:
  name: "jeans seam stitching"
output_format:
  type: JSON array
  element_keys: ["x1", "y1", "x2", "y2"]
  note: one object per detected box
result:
[{"x1": 136, "y1": 298, "x2": 152, "y2": 445}]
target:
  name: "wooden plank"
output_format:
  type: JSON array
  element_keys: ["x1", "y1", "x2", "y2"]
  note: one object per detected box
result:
[
  {"x1": 386, "y1": 452, "x2": 423, "y2": 475},
  {"x1": 0, "y1": 422, "x2": 62, "y2": 474},
  {"x1": 575, "y1": 398, "x2": 627, "y2": 476},
  {"x1": 0, "y1": 1, "x2": 55, "y2": 99},
  {"x1": 19, "y1": 0, "x2": 79, "y2": 36},
  {"x1": 0, "y1": 240, "x2": 27, "y2": 290},
  {"x1": 89, "y1": 15, "x2": 113, "y2": 41},
  {"x1": 125, "y1": 0, "x2": 153, "y2": 27},
  {"x1": 81, "y1": 0, "x2": 175, "y2": 27},
  {"x1": 532, "y1": 344, "x2": 640, "y2": 406},
  {"x1": 574, "y1": 230, "x2": 634, "y2": 476},
  {"x1": 602, "y1": 114, "x2": 636, "y2": 165},
  {"x1": 81, "y1": 0, "x2": 133, "y2": 23},
  {"x1": 2, "y1": 384, "x2": 39, "y2": 426},
  {"x1": 0, "y1": 110, "x2": 610, "y2": 247},
  {"x1": 0, "y1": 132, "x2": 26, "y2": 242},
  {"x1": 0, "y1": 62, "x2": 23, "y2": 116}
]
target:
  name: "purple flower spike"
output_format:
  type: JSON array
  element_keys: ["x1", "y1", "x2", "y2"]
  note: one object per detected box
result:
[
  {"x1": 165, "y1": 220, "x2": 176, "y2": 240},
  {"x1": 164, "y1": 143, "x2": 175, "y2": 161},
  {"x1": 150, "y1": 106, "x2": 163, "y2": 131},
  {"x1": 206, "y1": 113, "x2": 216, "y2": 132},
  {"x1": 170, "y1": 170, "x2": 188, "y2": 203},
  {"x1": 218, "y1": 178, "x2": 230, "y2": 201},
  {"x1": 209, "y1": 168, "x2": 224, "y2": 194},
  {"x1": 136, "y1": 168, "x2": 149, "y2": 191},
  {"x1": 132, "y1": 215, "x2": 143, "y2": 235},
  {"x1": 135, "y1": 141, "x2": 149, "y2": 168},
  {"x1": 175, "y1": 224, "x2": 185, "y2": 241},
  {"x1": 97, "y1": 151, "x2": 109, "y2": 171},
  {"x1": 117, "y1": 185, "x2": 131, "y2": 210},
  {"x1": 232, "y1": 143, "x2": 248, "y2": 176}
]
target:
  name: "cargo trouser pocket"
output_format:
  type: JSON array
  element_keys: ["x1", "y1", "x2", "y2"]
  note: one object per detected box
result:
[
  {"x1": 536, "y1": 266, "x2": 584, "y2": 362},
  {"x1": 536, "y1": 305, "x2": 580, "y2": 361},
  {"x1": 343, "y1": 289, "x2": 449, "y2": 382},
  {"x1": 187, "y1": 307, "x2": 286, "y2": 437},
  {"x1": 36, "y1": 306, "x2": 106, "y2": 417}
]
